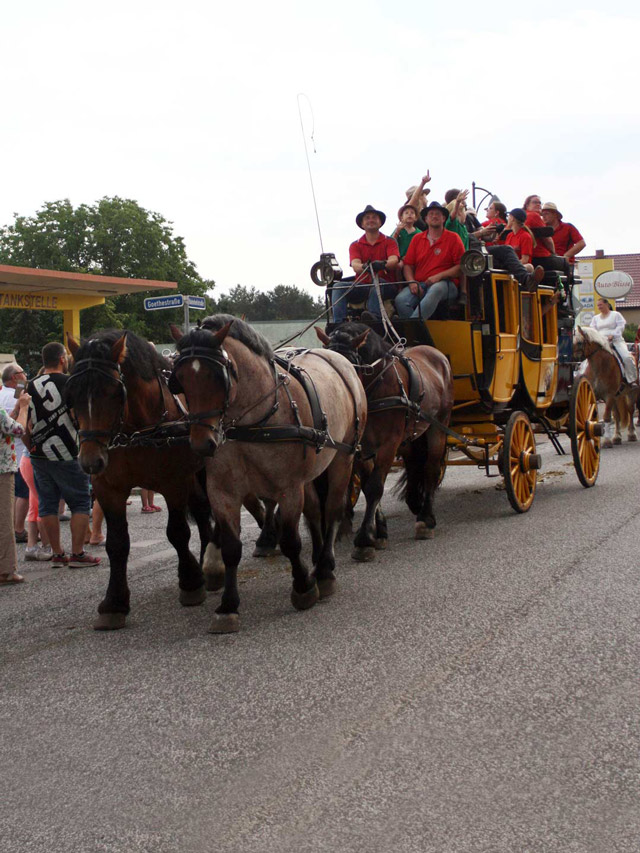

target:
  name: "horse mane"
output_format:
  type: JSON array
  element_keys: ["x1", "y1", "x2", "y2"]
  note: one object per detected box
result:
[
  {"x1": 330, "y1": 322, "x2": 392, "y2": 364},
  {"x1": 71, "y1": 329, "x2": 171, "y2": 385},
  {"x1": 199, "y1": 314, "x2": 274, "y2": 360},
  {"x1": 574, "y1": 326, "x2": 615, "y2": 355}
]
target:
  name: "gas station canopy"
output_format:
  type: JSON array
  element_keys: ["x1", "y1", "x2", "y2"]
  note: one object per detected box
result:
[{"x1": 0, "y1": 263, "x2": 177, "y2": 341}]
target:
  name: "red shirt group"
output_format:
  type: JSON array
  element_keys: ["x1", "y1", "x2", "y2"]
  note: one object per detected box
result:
[
  {"x1": 349, "y1": 233, "x2": 399, "y2": 284},
  {"x1": 403, "y1": 229, "x2": 465, "y2": 285},
  {"x1": 552, "y1": 221, "x2": 584, "y2": 263},
  {"x1": 524, "y1": 211, "x2": 551, "y2": 258}
]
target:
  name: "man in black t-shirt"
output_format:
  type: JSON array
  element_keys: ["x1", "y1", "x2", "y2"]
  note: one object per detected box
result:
[{"x1": 27, "y1": 342, "x2": 100, "y2": 569}]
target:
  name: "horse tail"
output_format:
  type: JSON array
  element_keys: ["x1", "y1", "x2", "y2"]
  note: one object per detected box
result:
[
  {"x1": 393, "y1": 432, "x2": 430, "y2": 516},
  {"x1": 312, "y1": 469, "x2": 329, "y2": 534}
]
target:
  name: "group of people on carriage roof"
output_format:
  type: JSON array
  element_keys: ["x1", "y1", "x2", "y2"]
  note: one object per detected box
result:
[{"x1": 329, "y1": 171, "x2": 586, "y2": 325}]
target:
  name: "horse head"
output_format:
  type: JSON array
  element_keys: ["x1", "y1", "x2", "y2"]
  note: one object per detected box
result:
[
  {"x1": 170, "y1": 320, "x2": 235, "y2": 456},
  {"x1": 66, "y1": 332, "x2": 128, "y2": 475},
  {"x1": 315, "y1": 324, "x2": 373, "y2": 366}
]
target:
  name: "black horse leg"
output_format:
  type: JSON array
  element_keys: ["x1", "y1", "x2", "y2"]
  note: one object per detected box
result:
[
  {"x1": 209, "y1": 508, "x2": 243, "y2": 634},
  {"x1": 278, "y1": 490, "x2": 318, "y2": 612},
  {"x1": 95, "y1": 500, "x2": 131, "y2": 631},
  {"x1": 415, "y1": 429, "x2": 446, "y2": 540},
  {"x1": 253, "y1": 498, "x2": 280, "y2": 558},
  {"x1": 374, "y1": 506, "x2": 388, "y2": 548},
  {"x1": 303, "y1": 482, "x2": 325, "y2": 568},
  {"x1": 165, "y1": 504, "x2": 206, "y2": 607},
  {"x1": 313, "y1": 463, "x2": 351, "y2": 598},
  {"x1": 352, "y1": 465, "x2": 385, "y2": 562}
]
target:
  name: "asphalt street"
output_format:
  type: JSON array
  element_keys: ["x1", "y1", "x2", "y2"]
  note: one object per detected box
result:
[{"x1": 2, "y1": 433, "x2": 639, "y2": 853}]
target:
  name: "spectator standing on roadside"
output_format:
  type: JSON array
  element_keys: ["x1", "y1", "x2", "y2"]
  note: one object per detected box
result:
[
  {"x1": 0, "y1": 364, "x2": 30, "y2": 542},
  {"x1": 27, "y1": 342, "x2": 100, "y2": 569},
  {"x1": 0, "y1": 391, "x2": 31, "y2": 584}
]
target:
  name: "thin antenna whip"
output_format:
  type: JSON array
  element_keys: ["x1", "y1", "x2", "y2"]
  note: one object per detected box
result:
[{"x1": 297, "y1": 93, "x2": 324, "y2": 253}]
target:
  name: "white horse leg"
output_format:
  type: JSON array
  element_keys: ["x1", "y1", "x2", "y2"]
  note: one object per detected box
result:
[{"x1": 603, "y1": 419, "x2": 614, "y2": 449}]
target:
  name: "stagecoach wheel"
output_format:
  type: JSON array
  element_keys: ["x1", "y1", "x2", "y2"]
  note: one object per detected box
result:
[
  {"x1": 569, "y1": 376, "x2": 601, "y2": 488},
  {"x1": 349, "y1": 471, "x2": 362, "y2": 509},
  {"x1": 503, "y1": 411, "x2": 538, "y2": 514}
]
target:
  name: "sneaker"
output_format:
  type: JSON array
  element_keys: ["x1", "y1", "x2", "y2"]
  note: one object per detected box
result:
[
  {"x1": 24, "y1": 546, "x2": 40, "y2": 561},
  {"x1": 68, "y1": 551, "x2": 101, "y2": 569},
  {"x1": 51, "y1": 553, "x2": 69, "y2": 567},
  {"x1": 35, "y1": 545, "x2": 53, "y2": 562},
  {"x1": 15, "y1": 530, "x2": 27, "y2": 543}
]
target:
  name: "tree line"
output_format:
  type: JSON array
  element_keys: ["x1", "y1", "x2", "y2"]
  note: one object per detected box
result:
[{"x1": 0, "y1": 197, "x2": 325, "y2": 373}]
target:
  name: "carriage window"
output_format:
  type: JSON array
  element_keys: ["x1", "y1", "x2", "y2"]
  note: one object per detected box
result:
[
  {"x1": 540, "y1": 294, "x2": 558, "y2": 345},
  {"x1": 493, "y1": 277, "x2": 517, "y2": 335},
  {"x1": 521, "y1": 293, "x2": 539, "y2": 343}
]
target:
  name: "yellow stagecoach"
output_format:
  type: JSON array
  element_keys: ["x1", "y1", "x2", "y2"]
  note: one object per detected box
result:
[{"x1": 317, "y1": 248, "x2": 602, "y2": 513}]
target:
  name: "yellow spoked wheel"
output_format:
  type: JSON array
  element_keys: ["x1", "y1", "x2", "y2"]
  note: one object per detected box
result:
[
  {"x1": 503, "y1": 411, "x2": 541, "y2": 513},
  {"x1": 349, "y1": 471, "x2": 362, "y2": 509},
  {"x1": 570, "y1": 376, "x2": 601, "y2": 488}
]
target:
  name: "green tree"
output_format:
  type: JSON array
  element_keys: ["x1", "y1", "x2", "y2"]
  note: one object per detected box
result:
[
  {"x1": 212, "y1": 283, "x2": 325, "y2": 321},
  {"x1": 0, "y1": 196, "x2": 214, "y2": 366}
]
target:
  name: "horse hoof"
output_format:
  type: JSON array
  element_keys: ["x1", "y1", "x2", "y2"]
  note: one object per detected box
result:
[
  {"x1": 415, "y1": 522, "x2": 435, "y2": 540},
  {"x1": 317, "y1": 576, "x2": 336, "y2": 599},
  {"x1": 351, "y1": 546, "x2": 375, "y2": 562},
  {"x1": 204, "y1": 570, "x2": 225, "y2": 592},
  {"x1": 208, "y1": 613, "x2": 240, "y2": 634},
  {"x1": 179, "y1": 585, "x2": 206, "y2": 607},
  {"x1": 374, "y1": 538, "x2": 388, "y2": 551},
  {"x1": 613, "y1": 436, "x2": 622, "y2": 445},
  {"x1": 291, "y1": 583, "x2": 319, "y2": 611},
  {"x1": 629, "y1": 433, "x2": 638, "y2": 442},
  {"x1": 94, "y1": 612, "x2": 127, "y2": 631},
  {"x1": 252, "y1": 545, "x2": 280, "y2": 558}
]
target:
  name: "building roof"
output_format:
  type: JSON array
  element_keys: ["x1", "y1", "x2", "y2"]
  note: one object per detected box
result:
[{"x1": 0, "y1": 264, "x2": 177, "y2": 297}]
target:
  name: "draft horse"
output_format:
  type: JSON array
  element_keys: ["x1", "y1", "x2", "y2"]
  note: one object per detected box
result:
[
  {"x1": 574, "y1": 326, "x2": 638, "y2": 448},
  {"x1": 317, "y1": 323, "x2": 454, "y2": 560},
  {"x1": 169, "y1": 315, "x2": 367, "y2": 633},
  {"x1": 66, "y1": 329, "x2": 261, "y2": 630}
]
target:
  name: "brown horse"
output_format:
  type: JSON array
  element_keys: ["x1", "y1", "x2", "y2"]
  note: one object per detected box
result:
[
  {"x1": 574, "y1": 326, "x2": 638, "y2": 447},
  {"x1": 66, "y1": 329, "x2": 268, "y2": 630},
  {"x1": 169, "y1": 315, "x2": 367, "y2": 633},
  {"x1": 316, "y1": 323, "x2": 454, "y2": 560}
]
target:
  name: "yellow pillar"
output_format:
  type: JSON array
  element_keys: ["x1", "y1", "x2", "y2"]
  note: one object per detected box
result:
[{"x1": 63, "y1": 308, "x2": 81, "y2": 347}]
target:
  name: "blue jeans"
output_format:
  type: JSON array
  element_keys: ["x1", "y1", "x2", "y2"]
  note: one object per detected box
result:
[
  {"x1": 330, "y1": 282, "x2": 397, "y2": 324},
  {"x1": 395, "y1": 280, "x2": 458, "y2": 319},
  {"x1": 31, "y1": 457, "x2": 91, "y2": 517}
]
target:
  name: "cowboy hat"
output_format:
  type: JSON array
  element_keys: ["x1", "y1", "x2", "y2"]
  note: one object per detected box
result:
[
  {"x1": 541, "y1": 201, "x2": 563, "y2": 219},
  {"x1": 356, "y1": 205, "x2": 386, "y2": 229},
  {"x1": 421, "y1": 201, "x2": 449, "y2": 219}
]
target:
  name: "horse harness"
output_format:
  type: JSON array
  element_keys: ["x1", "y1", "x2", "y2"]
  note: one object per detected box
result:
[
  {"x1": 170, "y1": 343, "x2": 361, "y2": 455},
  {"x1": 67, "y1": 355, "x2": 191, "y2": 450}
]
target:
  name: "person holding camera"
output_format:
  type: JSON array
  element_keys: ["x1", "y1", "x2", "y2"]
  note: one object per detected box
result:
[{"x1": 0, "y1": 363, "x2": 30, "y2": 543}]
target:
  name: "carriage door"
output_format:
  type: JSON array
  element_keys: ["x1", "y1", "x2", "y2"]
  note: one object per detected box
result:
[
  {"x1": 488, "y1": 274, "x2": 519, "y2": 404},
  {"x1": 520, "y1": 290, "x2": 558, "y2": 409}
]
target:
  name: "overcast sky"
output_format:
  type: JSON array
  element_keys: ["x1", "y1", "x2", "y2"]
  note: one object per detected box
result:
[{"x1": 2, "y1": 1, "x2": 639, "y2": 297}]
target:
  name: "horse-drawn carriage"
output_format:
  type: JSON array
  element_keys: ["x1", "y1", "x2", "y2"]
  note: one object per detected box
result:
[{"x1": 319, "y1": 246, "x2": 603, "y2": 513}]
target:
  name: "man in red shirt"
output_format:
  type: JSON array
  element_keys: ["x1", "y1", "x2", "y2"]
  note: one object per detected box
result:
[
  {"x1": 541, "y1": 202, "x2": 586, "y2": 265},
  {"x1": 395, "y1": 201, "x2": 465, "y2": 319},
  {"x1": 331, "y1": 205, "x2": 399, "y2": 324},
  {"x1": 523, "y1": 193, "x2": 569, "y2": 273}
]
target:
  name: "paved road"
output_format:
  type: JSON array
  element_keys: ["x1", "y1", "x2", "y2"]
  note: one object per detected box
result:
[{"x1": 2, "y1": 435, "x2": 639, "y2": 853}]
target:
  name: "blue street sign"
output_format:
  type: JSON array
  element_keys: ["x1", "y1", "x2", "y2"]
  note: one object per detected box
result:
[
  {"x1": 187, "y1": 295, "x2": 206, "y2": 310},
  {"x1": 144, "y1": 294, "x2": 184, "y2": 311}
]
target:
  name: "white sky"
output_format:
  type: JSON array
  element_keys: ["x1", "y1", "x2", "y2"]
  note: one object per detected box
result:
[{"x1": 2, "y1": 1, "x2": 640, "y2": 297}]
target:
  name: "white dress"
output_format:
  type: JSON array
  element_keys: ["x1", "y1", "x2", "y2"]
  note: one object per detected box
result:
[{"x1": 590, "y1": 310, "x2": 635, "y2": 382}]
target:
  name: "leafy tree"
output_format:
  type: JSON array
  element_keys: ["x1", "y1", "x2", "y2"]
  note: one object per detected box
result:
[
  {"x1": 0, "y1": 197, "x2": 214, "y2": 367},
  {"x1": 212, "y1": 283, "x2": 325, "y2": 321},
  {"x1": 623, "y1": 322, "x2": 638, "y2": 343}
]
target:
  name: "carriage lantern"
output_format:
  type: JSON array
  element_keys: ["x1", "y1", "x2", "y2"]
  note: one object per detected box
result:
[{"x1": 310, "y1": 253, "x2": 343, "y2": 287}]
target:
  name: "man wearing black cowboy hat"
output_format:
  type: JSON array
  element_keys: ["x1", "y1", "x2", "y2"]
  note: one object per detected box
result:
[
  {"x1": 395, "y1": 201, "x2": 465, "y2": 319},
  {"x1": 330, "y1": 205, "x2": 399, "y2": 324}
]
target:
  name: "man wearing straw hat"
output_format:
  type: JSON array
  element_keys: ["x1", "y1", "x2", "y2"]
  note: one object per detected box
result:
[{"x1": 541, "y1": 202, "x2": 586, "y2": 265}]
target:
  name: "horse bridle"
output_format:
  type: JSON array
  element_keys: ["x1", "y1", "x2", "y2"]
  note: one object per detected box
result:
[
  {"x1": 169, "y1": 344, "x2": 238, "y2": 431},
  {"x1": 66, "y1": 356, "x2": 128, "y2": 448}
]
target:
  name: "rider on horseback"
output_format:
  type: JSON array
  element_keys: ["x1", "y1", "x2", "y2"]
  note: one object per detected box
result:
[{"x1": 590, "y1": 298, "x2": 638, "y2": 386}]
